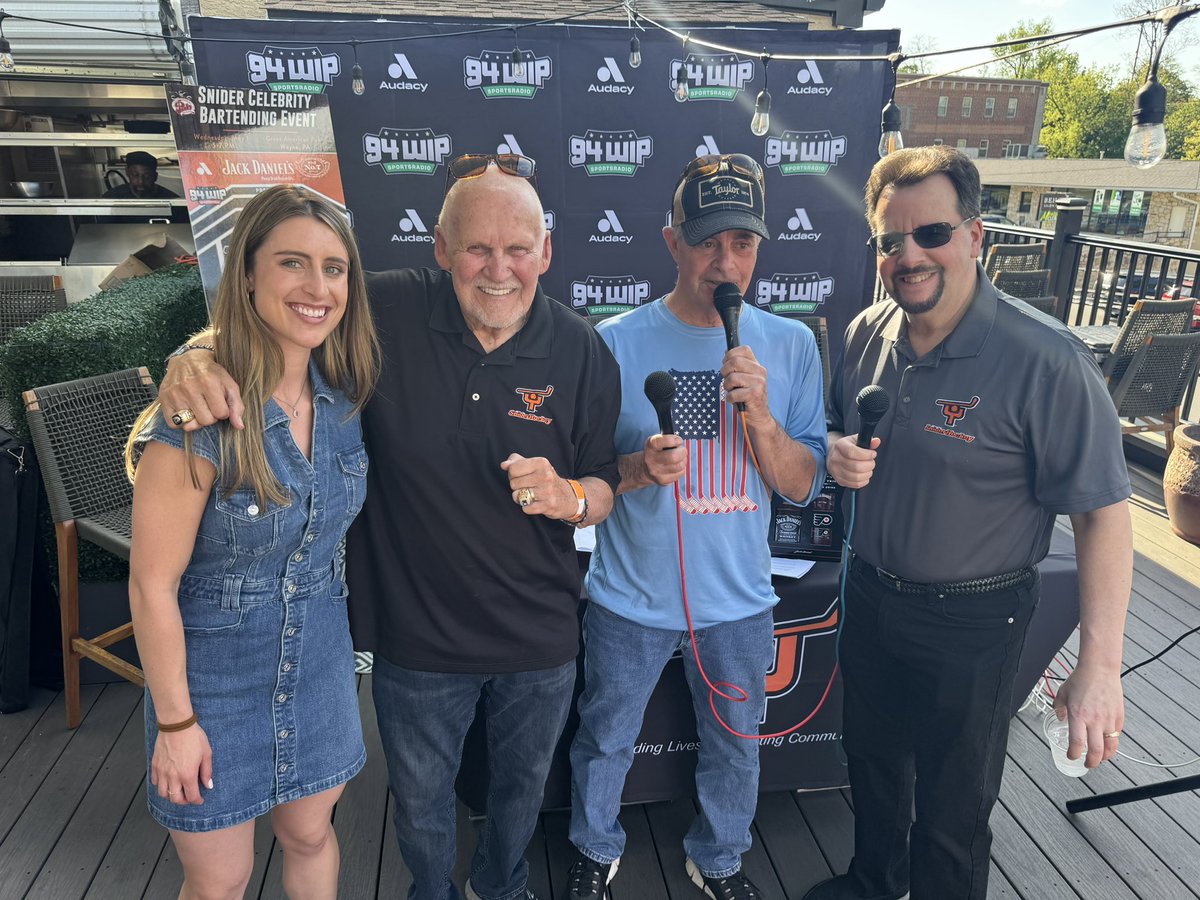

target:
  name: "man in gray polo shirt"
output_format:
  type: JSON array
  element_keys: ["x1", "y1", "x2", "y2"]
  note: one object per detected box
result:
[{"x1": 804, "y1": 147, "x2": 1132, "y2": 900}]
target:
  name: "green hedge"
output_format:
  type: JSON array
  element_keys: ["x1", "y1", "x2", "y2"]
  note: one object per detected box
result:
[
  {"x1": 0, "y1": 264, "x2": 208, "y2": 440},
  {"x1": 0, "y1": 264, "x2": 209, "y2": 582}
]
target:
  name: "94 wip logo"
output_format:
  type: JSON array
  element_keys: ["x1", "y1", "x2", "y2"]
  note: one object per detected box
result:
[
  {"x1": 755, "y1": 273, "x2": 835, "y2": 315},
  {"x1": 765, "y1": 130, "x2": 848, "y2": 175},
  {"x1": 246, "y1": 46, "x2": 339, "y2": 93},
  {"x1": 571, "y1": 275, "x2": 652, "y2": 319},
  {"x1": 363, "y1": 127, "x2": 452, "y2": 175},
  {"x1": 670, "y1": 52, "x2": 755, "y2": 101},
  {"x1": 464, "y1": 50, "x2": 553, "y2": 98},
  {"x1": 569, "y1": 129, "x2": 654, "y2": 176}
]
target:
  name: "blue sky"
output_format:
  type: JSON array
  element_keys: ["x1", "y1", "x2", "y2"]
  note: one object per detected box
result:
[{"x1": 862, "y1": 0, "x2": 1199, "y2": 87}]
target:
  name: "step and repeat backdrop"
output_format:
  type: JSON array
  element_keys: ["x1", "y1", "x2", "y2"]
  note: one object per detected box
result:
[{"x1": 190, "y1": 16, "x2": 897, "y2": 354}]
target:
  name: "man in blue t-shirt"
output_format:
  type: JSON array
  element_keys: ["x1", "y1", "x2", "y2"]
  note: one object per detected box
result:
[{"x1": 566, "y1": 155, "x2": 827, "y2": 900}]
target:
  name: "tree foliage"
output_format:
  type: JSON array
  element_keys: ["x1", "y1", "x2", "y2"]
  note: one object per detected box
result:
[{"x1": 987, "y1": 17, "x2": 1197, "y2": 160}]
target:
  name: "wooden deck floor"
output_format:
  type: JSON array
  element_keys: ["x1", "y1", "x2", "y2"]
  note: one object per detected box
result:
[{"x1": 2, "y1": 460, "x2": 1199, "y2": 900}]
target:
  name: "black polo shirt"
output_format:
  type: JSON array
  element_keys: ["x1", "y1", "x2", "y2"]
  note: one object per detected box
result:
[{"x1": 346, "y1": 268, "x2": 621, "y2": 673}]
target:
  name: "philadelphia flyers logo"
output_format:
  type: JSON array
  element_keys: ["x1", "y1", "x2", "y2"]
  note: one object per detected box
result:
[
  {"x1": 516, "y1": 385, "x2": 554, "y2": 413},
  {"x1": 935, "y1": 395, "x2": 979, "y2": 428}
]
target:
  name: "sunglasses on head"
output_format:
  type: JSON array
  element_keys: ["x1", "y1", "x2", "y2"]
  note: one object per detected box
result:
[
  {"x1": 445, "y1": 153, "x2": 538, "y2": 194},
  {"x1": 868, "y1": 216, "x2": 978, "y2": 258},
  {"x1": 678, "y1": 153, "x2": 764, "y2": 189}
]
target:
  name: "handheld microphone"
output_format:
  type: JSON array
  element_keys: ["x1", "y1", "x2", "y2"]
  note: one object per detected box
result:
[
  {"x1": 713, "y1": 282, "x2": 746, "y2": 411},
  {"x1": 713, "y1": 282, "x2": 743, "y2": 351},
  {"x1": 855, "y1": 384, "x2": 891, "y2": 449},
  {"x1": 644, "y1": 370, "x2": 677, "y2": 435}
]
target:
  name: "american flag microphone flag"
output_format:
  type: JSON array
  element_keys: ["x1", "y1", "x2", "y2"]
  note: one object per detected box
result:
[{"x1": 670, "y1": 368, "x2": 758, "y2": 515}]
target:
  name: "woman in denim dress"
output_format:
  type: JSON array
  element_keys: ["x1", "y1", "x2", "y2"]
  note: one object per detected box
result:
[{"x1": 124, "y1": 185, "x2": 380, "y2": 899}]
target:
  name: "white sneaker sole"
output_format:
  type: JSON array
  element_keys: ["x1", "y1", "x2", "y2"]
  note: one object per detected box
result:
[{"x1": 685, "y1": 858, "x2": 716, "y2": 899}]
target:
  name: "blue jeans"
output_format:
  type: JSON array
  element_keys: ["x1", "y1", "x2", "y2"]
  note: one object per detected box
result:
[
  {"x1": 568, "y1": 603, "x2": 774, "y2": 878},
  {"x1": 372, "y1": 656, "x2": 575, "y2": 900}
]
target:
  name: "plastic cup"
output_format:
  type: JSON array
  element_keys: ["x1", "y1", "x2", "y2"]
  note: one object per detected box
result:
[{"x1": 1043, "y1": 710, "x2": 1088, "y2": 777}]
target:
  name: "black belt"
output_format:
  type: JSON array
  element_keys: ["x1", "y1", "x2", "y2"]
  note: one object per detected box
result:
[{"x1": 850, "y1": 556, "x2": 1036, "y2": 596}]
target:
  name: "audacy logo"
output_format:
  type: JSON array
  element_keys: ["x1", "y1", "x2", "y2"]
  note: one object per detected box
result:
[
  {"x1": 392, "y1": 209, "x2": 434, "y2": 243},
  {"x1": 497, "y1": 133, "x2": 525, "y2": 155},
  {"x1": 591, "y1": 210, "x2": 633, "y2": 244},
  {"x1": 363, "y1": 127, "x2": 452, "y2": 175},
  {"x1": 765, "y1": 131, "x2": 848, "y2": 175},
  {"x1": 694, "y1": 135, "x2": 720, "y2": 157},
  {"x1": 380, "y1": 54, "x2": 429, "y2": 93},
  {"x1": 670, "y1": 53, "x2": 755, "y2": 101},
  {"x1": 569, "y1": 129, "x2": 654, "y2": 176},
  {"x1": 464, "y1": 50, "x2": 553, "y2": 98},
  {"x1": 777, "y1": 208, "x2": 822, "y2": 242},
  {"x1": 755, "y1": 273, "x2": 835, "y2": 315},
  {"x1": 571, "y1": 275, "x2": 652, "y2": 319},
  {"x1": 590, "y1": 57, "x2": 635, "y2": 95},
  {"x1": 246, "y1": 46, "x2": 339, "y2": 93},
  {"x1": 788, "y1": 61, "x2": 833, "y2": 97}
]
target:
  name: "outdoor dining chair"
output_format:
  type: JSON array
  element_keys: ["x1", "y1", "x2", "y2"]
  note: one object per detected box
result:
[
  {"x1": 984, "y1": 241, "x2": 1048, "y2": 280},
  {"x1": 0, "y1": 275, "x2": 67, "y2": 343},
  {"x1": 993, "y1": 268, "x2": 1052, "y2": 300},
  {"x1": 22, "y1": 367, "x2": 155, "y2": 728},
  {"x1": 1100, "y1": 298, "x2": 1194, "y2": 387},
  {"x1": 1020, "y1": 296, "x2": 1060, "y2": 318},
  {"x1": 1109, "y1": 331, "x2": 1200, "y2": 453}
]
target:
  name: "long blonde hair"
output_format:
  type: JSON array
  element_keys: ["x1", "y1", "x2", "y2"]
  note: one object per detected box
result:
[{"x1": 126, "y1": 185, "x2": 380, "y2": 509}]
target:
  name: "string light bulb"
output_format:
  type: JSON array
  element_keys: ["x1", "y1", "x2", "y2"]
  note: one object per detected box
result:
[
  {"x1": 0, "y1": 15, "x2": 14, "y2": 73},
  {"x1": 629, "y1": 34, "x2": 641, "y2": 69},
  {"x1": 674, "y1": 34, "x2": 690, "y2": 102},
  {"x1": 512, "y1": 29, "x2": 525, "y2": 79},
  {"x1": 878, "y1": 98, "x2": 904, "y2": 157},
  {"x1": 1124, "y1": 75, "x2": 1166, "y2": 169},
  {"x1": 750, "y1": 52, "x2": 771, "y2": 136},
  {"x1": 350, "y1": 41, "x2": 364, "y2": 96}
]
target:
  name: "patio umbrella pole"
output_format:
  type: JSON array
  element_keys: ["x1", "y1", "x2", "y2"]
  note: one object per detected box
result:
[{"x1": 1065, "y1": 773, "x2": 1200, "y2": 813}]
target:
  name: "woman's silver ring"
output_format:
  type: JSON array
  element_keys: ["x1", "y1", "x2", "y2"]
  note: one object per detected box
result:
[
  {"x1": 517, "y1": 488, "x2": 535, "y2": 507},
  {"x1": 171, "y1": 408, "x2": 196, "y2": 426}
]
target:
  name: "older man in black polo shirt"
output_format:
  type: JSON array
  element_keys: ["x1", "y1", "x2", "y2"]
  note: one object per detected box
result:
[
  {"x1": 805, "y1": 147, "x2": 1132, "y2": 900},
  {"x1": 159, "y1": 156, "x2": 620, "y2": 900}
]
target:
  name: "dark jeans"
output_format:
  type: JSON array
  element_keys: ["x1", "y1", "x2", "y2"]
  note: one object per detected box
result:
[
  {"x1": 372, "y1": 655, "x2": 575, "y2": 900},
  {"x1": 839, "y1": 560, "x2": 1039, "y2": 900}
]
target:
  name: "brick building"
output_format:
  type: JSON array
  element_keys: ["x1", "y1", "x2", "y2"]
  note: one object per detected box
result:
[{"x1": 895, "y1": 73, "x2": 1048, "y2": 160}]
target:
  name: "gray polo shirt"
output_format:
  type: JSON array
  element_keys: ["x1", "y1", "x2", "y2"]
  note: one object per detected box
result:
[{"x1": 830, "y1": 262, "x2": 1131, "y2": 583}]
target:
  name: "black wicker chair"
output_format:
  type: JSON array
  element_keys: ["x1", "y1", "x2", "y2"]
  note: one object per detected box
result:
[
  {"x1": 0, "y1": 275, "x2": 67, "y2": 343},
  {"x1": 1020, "y1": 295, "x2": 1060, "y2": 318},
  {"x1": 984, "y1": 242, "x2": 1048, "y2": 280},
  {"x1": 1109, "y1": 332, "x2": 1200, "y2": 453},
  {"x1": 1100, "y1": 299, "x2": 1194, "y2": 387},
  {"x1": 993, "y1": 268, "x2": 1052, "y2": 300},
  {"x1": 22, "y1": 367, "x2": 156, "y2": 727}
]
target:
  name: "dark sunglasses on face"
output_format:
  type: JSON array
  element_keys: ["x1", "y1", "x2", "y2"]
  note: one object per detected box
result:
[
  {"x1": 678, "y1": 153, "x2": 764, "y2": 189},
  {"x1": 445, "y1": 153, "x2": 538, "y2": 194},
  {"x1": 868, "y1": 216, "x2": 978, "y2": 258}
]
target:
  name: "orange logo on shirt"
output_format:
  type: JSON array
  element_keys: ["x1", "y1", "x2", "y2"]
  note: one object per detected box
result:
[
  {"x1": 516, "y1": 385, "x2": 554, "y2": 413},
  {"x1": 935, "y1": 395, "x2": 979, "y2": 427}
]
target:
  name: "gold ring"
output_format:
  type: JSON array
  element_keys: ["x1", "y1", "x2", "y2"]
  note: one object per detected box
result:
[
  {"x1": 171, "y1": 408, "x2": 195, "y2": 426},
  {"x1": 168, "y1": 790, "x2": 180, "y2": 797},
  {"x1": 517, "y1": 488, "x2": 535, "y2": 507},
  {"x1": 1104, "y1": 731, "x2": 1121, "y2": 739}
]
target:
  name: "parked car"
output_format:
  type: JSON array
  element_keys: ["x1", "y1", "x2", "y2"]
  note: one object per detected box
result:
[
  {"x1": 1100, "y1": 270, "x2": 1168, "y2": 301},
  {"x1": 1162, "y1": 277, "x2": 1199, "y2": 329},
  {"x1": 981, "y1": 214, "x2": 1015, "y2": 225}
]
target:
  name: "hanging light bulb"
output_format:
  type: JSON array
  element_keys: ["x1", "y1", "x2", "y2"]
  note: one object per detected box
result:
[
  {"x1": 674, "y1": 62, "x2": 689, "y2": 102},
  {"x1": 750, "y1": 53, "x2": 771, "y2": 136},
  {"x1": 878, "y1": 98, "x2": 904, "y2": 158},
  {"x1": 750, "y1": 89, "x2": 772, "y2": 137},
  {"x1": 350, "y1": 42, "x2": 365, "y2": 96},
  {"x1": 1124, "y1": 74, "x2": 1167, "y2": 169},
  {"x1": 629, "y1": 34, "x2": 641, "y2": 69},
  {"x1": 0, "y1": 16, "x2": 14, "y2": 73},
  {"x1": 178, "y1": 54, "x2": 195, "y2": 85},
  {"x1": 675, "y1": 35, "x2": 690, "y2": 102},
  {"x1": 511, "y1": 29, "x2": 526, "y2": 79}
]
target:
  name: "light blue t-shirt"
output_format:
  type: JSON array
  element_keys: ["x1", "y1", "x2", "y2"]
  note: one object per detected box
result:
[{"x1": 586, "y1": 297, "x2": 827, "y2": 630}]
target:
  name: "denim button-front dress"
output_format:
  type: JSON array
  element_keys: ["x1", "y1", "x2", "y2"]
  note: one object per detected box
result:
[{"x1": 138, "y1": 362, "x2": 368, "y2": 832}]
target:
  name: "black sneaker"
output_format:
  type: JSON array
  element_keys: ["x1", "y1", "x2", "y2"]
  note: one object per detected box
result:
[
  {"x1": 465, "y1": 882, "x2": 541, "y2": 900},
  {"x1": 685, "y1": 858, "x2": 761, "y2": 900},
  {"x1": 566, "y1": 853, "x2": 619, "y2": 899}
]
